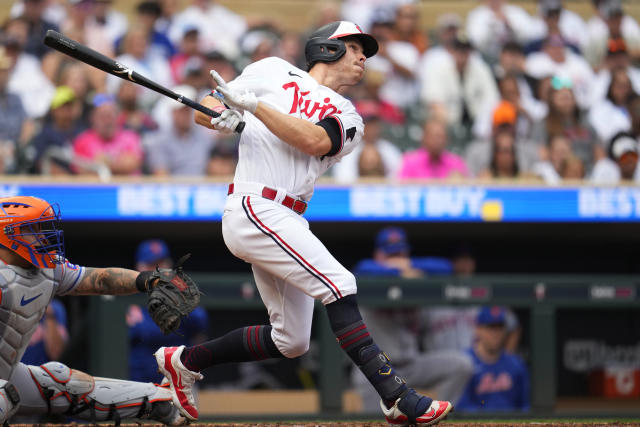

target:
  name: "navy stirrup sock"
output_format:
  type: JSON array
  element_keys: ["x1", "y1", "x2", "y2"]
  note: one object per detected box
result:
[
  {"x1": 180, "y1": 325, "x2": 284, "y2": 372},
  {"x1": 325, "y1": 295, "x2": 411, "y2": 405}
]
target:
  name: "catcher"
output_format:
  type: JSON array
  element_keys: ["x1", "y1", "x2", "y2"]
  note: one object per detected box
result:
[{"x1": 0, "y1": 196, "x2": 200, "y2": 425}]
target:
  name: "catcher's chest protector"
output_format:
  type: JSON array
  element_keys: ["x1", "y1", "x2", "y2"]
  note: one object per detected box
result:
[{"x1": 0, "y1": 264, "x2": 55, "y2": 378}]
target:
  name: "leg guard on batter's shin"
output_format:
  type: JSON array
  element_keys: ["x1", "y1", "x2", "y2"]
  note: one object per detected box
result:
[
  {"x1": 0, "y1": 379, "x2": 20, "y2": 423},
  {"x1": 26, "y1": 362, "x2": 184, "y2": 425}
]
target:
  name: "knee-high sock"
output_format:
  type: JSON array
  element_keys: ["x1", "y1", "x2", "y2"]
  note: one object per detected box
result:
[
  {"x1": 325, "y1": 294, "x2": 413, "y2": 405},
  {"x1": 180, "y1": 325, "x2": 284, "y2": 372}
]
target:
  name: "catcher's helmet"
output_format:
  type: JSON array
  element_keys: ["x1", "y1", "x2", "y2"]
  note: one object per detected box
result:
[
  {"x1": 305, "y1": 21, "x2": 378, "y2": 70},
  {"x1": 0, "y1": 196, "x2": 65, "y2": 268}
]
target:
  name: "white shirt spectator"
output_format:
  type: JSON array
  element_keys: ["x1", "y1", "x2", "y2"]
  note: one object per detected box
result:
[
  {"x1": 585, "y1": 14, "x2": 640, "y2": 68},
  {"x1": 341, "y1": 0, "x2": 400, "y2": 32},
  {"x1": 531, "y1": 8, "x2": 589, "y2": 53},
  {"x1": 366, "y1": 40, "x2": 420, "y2": 109},
  {"x1": 108, "y1": 53, "x2": 172, "y2": 110},
  {"x1": 590, "y1": 157, "x2": 640, "y2": 184},
  {"x1": 588, "y1": 99, "x2": 631, "y2": 145},
  {"x1": 168, "y1": 2, "x2": 247, "y2": 61},
  {"x1": 591, "y1": 67, "x2": 640, "y2": 105},
  {"x1": 84, "y1": 9, "x2": 128, "y2": 57},
  {"x1": 7, "y1": 52, "x2": 54, "y2": 118},
  {"x1": 332, "y1": 138, "x2": 403, "y2": 183},
  {"x1": 525, "y1": 49, "x2": 595, "y2": 109},
  {"x1": 420, "y1": 50, "x2": 499, "y2": 128},
  {"x1": 466, "y1": 2, "x2": 540, "y2": 63}
]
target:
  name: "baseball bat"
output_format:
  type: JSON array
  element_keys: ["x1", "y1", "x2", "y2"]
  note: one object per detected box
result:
[{"x1": 43, "y1": 29, "x2": 245, "y2": 133}]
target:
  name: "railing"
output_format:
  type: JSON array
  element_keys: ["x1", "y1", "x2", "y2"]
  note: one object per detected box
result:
[{"x1": 88, "y1": 273, "x2": 640, "y2": 416}]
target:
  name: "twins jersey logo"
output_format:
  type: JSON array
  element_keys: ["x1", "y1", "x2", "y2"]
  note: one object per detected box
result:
[{"x1": 282, "y1": 81, "x2": 341, "y2": 120}]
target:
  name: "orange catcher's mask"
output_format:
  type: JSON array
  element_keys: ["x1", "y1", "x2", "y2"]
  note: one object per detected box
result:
[{"x1": 0, "y1": 196, "x2": 65, "y2": 268}]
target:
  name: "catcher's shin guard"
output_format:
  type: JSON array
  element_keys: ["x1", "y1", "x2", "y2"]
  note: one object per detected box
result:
[{"x1": 25, "y1": 362, "x2": 184, "y2": 425}]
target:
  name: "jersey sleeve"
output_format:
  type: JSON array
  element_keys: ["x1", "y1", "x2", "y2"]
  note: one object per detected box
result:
[
  {"x1": 319, "y1": 100, "x2": 363, "y2": 160},
  {"x1": 55, "y1": 260, "x2": 86, "y2": 295},
  {"x1": 226, "y1": 57, "x2": 284, "y2": 97}
]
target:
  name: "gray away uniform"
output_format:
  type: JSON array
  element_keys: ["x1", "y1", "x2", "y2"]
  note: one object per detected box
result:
[{"x1": 0, "y1": 259, "x2": 181, "y2": 425}]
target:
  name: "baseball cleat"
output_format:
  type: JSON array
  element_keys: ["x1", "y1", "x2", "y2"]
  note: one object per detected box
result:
[
  {"x1": 154, "y1": 345, "x2": 203, "y2": 421},
  {"x1": 381, "y1": 394, "x2": 453, "y2": 426}
]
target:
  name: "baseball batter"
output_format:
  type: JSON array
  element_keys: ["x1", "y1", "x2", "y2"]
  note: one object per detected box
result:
[
  {"x1": 0, "y1": 196, "x2": 185, "y2": 425},
  {"x1": 155, "y1": 22, "x2": 452, "y2": 426}
]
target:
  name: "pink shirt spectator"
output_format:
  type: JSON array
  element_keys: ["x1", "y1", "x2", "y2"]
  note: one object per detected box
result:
[
  {"x1": 397, "y1": 148, "x2": 469, "y2": 179},
  {"x1": 73, "y1": 129, "x2": 144, "y2": 174}
]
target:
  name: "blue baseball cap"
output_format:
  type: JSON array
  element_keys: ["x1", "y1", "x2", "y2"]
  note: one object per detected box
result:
[
  {"x1": 375, "y1": 227, "x2": 410, "y2": 255},
  {"x1": 92, "y1": 93, "x2": 116, "y2": 108},
  {"x1": 136, "y1": 239, "x2": 170, "y2": 264},
  {"x1": 477, "y1": 306, "x2": 507, "y2": 325}
]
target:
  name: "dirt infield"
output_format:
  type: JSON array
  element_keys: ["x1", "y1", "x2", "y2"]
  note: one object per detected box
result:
[{"x1": 9, "y1": 423, "x2": 640, "y2": 427}]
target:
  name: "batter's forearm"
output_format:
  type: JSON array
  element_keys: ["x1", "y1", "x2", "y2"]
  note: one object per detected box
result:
[
  {"x1": 253, "y1": 102, "x2": 331, "y2": 156},
  {"x1": 70, "y1": 267, "x2": 140, "y2": 295},
  {"x1": 195, "y1": 95, "x2": 225, "y2": 129}
]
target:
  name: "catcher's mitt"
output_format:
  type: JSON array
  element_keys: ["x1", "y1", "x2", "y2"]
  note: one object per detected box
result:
[{"x1": 145, "y1": 254, "x2": 200, "y2": 334}]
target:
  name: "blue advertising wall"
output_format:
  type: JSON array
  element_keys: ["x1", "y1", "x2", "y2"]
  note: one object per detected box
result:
[{"x1": 2, "y1": 182, "x2": 640, "y2": 222}]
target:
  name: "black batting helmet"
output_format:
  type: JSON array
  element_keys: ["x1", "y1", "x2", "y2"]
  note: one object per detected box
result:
[{"x1": 305, "y1": 21, "x2": 378, "y2": 70}]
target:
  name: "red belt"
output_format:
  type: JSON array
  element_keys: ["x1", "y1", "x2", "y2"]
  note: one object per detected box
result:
[{"x1": 228, "y1": 183, "x2": 307, "y2": 215}]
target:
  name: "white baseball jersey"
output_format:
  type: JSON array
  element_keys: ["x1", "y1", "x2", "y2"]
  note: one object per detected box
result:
[
  {"x1": 0, "y1": 259, "x2": 84, "y2": 379},
  {"x1": 227, "y1": 56, "x2": 364, "y2": 201}
]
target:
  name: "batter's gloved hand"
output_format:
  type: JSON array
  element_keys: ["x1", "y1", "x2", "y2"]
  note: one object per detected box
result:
[
  {"x1": 211, "y1": 108, "x2": 243, "y2": 134},
  {"x1": 140, "y1": 254, "x2": 201, "y2": 335},
  {"x1": 210, "y1": 69, "x2": 258, "y2": 113}
]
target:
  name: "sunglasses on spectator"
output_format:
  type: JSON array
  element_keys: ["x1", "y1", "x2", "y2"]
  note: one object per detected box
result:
[{"x1": 551, "y1": 76, "x2": 573, "y2": 90}]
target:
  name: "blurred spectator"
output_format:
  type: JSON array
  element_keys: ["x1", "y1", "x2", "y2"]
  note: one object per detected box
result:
[
  {"x1": 116, "y1": 80, "x2": 158, "y2": 135},
  {"x1": 16, "y1": 0, "x2": 60, "y2": 59},
  {"x1": 332, "y1": 100, "x2": 402, "y2": 183},
  {"x1": 419, "y1": 13, "x2": 461, "y2": 73},
  {"x1": 0, "y1": 46, "x2": 31, "y2": 174},
  {"x1": 109, "y1": 27, "x2": 172, "y2": 109},
  {"x1": 169, "y1": 27, "x2": 201, "y2": 84},
  {"x1": 72, "y1": 93, "x2": 144, "y2": 175},
  {"x1": 419, "y1": 35, "x2": 499, "y2": 138},
  {"x1": 115, "y1": 0, "x2": 175, "y2": 59},
  {"x1": 532, "y1": 134, "x2": 584, "y2": 184},
  {"x1": 585, "y1": 0, "x2": 640, "y2": 69},
  {"x1": 10, "y1": 0, "x2": 66, "y2": 27},
  {"x1": 206, "y1": 138, "x2": 238, "y2": 176},
  {"x1": 465, "y1": 102, "x2": 540, "y2": 177},
  {"x1": 168, "y1": 0, "x2": 248, "y2": 61},
  {"x1": 82, "y1": 0, "x2": 128, "y2": 58},
  {"x1": 365, "y1": 9, "x2": 420, "y2": 110},
  {"x1": 128, "y1": 239, "x2": 208, "y2": 382},
  {"x1": 588, "y1": 67, "x2": 637, "y2": 144},
  {"x1": 57, "y1": 62, "x2": 94, "y2": 126},
  {"x1": 145, "y1": 85, "x2": 213, "y2": 176},
  {"x1": 341, "y1": 0, "x2": 391, "y2": 32},
  {"x1": 31, "y1": 86, "x2": 85, "y2": 174},
  {"x1": 477, "y1": 124, "x2": 521, "y2": 179},
  {"x1": 239, "y1": 28, "x2": 280, "y2": 68},
  {"x1": 465, "y1": 0, "x2": 541, "y2": 65},
  {"x1": 457, "y1": 306, "x2": 530, "y2": 412},
  {"x1": 391, "y1": 1, "x2": 429, "y2": 54},
  {"x1": 277, "y1": 31, "x2": 305, "y2": 70},
  {"x1": 591, "y1": 131, "x2": 640, "y2": 184},
  {"x1": 532, "y1": 75, "x2": 599, "y2": 171},
  {"x1": 3, "y1": 16, "x2": 55, "y2": 118},
  {"x1": 526, "y1": 0, "x2": 586, "y2": 55},
  {"x1": 202, "y1": 49, "x2": 237, "y2": 91},
  {"x1": 351, "y1": 227, "x2": 472, "y2": 411},
  {"x1": 356, "y1": 145, "x2": 385, "y2": 178},
  {"x1": 630, "y1": 94, "x2": 640, "y2": 140},
  {"x1": 525, "y1": 34, "x2": 595, "y2": 110},
  {"x1": 397, "y1": 119, "x2": 469, "y2": 179},
  {"x1": 21, "y1": 299, "x2": 68, "y2": 365},
  {"x1": 591, "y1": 38, "x2": 640, "y2": 104},
  {"x1": 473, "y1": 74, "x2": 544, "y2": 142},
  {"x1": 537, "y1": 0, "x2": 589, "y2": 53}
]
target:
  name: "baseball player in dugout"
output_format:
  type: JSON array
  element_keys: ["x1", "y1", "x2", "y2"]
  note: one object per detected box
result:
[
  {"x1": 154, "y1": 21, "x2": 453, "y2": 426},
  {"x1": 0, "y1": 196, "x2": 195, "y2": 425}
]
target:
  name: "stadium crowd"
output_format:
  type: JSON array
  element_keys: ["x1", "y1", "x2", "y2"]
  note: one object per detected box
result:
[{"x1": 1, "y1": 0, "x2": 639, "y2": 184}]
